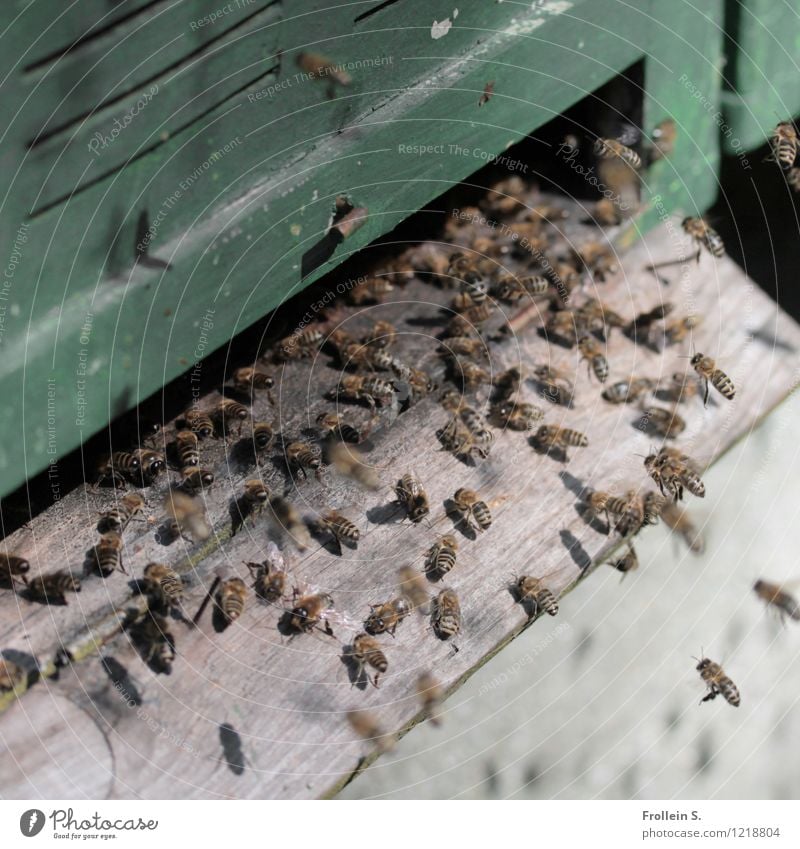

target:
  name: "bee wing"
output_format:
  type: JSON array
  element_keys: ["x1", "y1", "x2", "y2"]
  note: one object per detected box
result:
[{"x1": 264, "y1": 541, "x2": 286, "y2": 571}]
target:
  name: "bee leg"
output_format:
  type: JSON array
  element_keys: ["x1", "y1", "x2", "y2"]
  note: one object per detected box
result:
[
  {"x1": 371, "y1": 671, "x2": 381, "y2": 689},
  {"x1": 702, "y1": 379, "x2": 709, "y2": 407}
]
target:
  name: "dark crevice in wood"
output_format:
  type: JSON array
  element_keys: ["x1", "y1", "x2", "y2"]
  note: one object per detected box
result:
[{"x1": 354, "y1": 0, "x2": 406, "y2": 24}]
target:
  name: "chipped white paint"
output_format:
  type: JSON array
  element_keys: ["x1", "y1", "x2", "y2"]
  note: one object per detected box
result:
[
  {"x1": 431, "y1": 18, "x2": 453, "y2": 40},
  {"x1": 538, "y1": 0, "x2": 573, "y2": 12}
]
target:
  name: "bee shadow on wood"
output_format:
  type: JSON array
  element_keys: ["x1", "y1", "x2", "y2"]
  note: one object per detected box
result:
[
  {"x1": 558, "y1": 470, "x2": 588, "y2": 499},
  {"x1": 154, "y1": 521, "x2": 180, "y2": 546},
  {"x1": 211, "y1": 601, "x2": 234, "y2": 634},
  {"x1": 573, "y1": 501, "x2": 610, "y2": 535},
  {"x1": 365, "y1": 501, "x2": 406, "y2": 526},
  {"x1": 751, "y1": 324, "x2": 796, "y2": 353},
  {"x1": 219, "y1": 722, "x2": 247, "y2": 776},
  {"x1": 443, "y1": 498, "x2": 477, "y2": 541},
  {"x1": 229, "y1": 495, "x2": 257, "y2": 537},
  {"x1": 559, "y1": 529, "x2": 592, "y2": 573},
  {"x1": 308, "y1": 521, "x2": 345, "y2": 556},
  {"x1": 1, "y1": 648, "x2": 39, "y2": 688},
  {"x1": 528, "y1": 377, "x2": 574, "y2": 409},
  {"x1": 622, "y1": 325, "x2": 661, "y2": 353},
  {"x1": 101, "y1": 655, "x2": 143, "y2": 708},
  {"x1": 340, "y1": 647, "x2": 369, "y2": 691},
  {"x1": 537, "y1": 327, "x2": 575, "y2": 352}
]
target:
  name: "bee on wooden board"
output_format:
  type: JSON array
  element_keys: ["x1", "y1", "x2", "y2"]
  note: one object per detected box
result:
[
  {"x1": 576, "y1": 298, "x2": 626, "y2": 337},
  {"x1": 252, "y1": 421, "x2": 275, "y2": 451},
  {"x1": 178, "y1": 408, "x2": 214, "y2": 439},
  {"x1": 753, "y1": 579, "x2": 800, "y2": 623},
  {"x1": 587, "y1": 490, "x2": 644, "y2": 537},
  {"x1": 593, "y1": 137, "x2": 642, "y2": 170},
  {"x1": 662, "y1": 372, "x2": 701, "y2": 405},
  {"x1": 132, "y1": 612, "x2": 175, "y2": 674},
  {"x1": 534, "y1": 425, "x2": 588, "y2": 458},
  {"x1": 0, "y1": 553, "x2": 30, "y2": 588},
  {"x1": 349, "y1": 633, "x2": 388, "y2": 688},
  {"x1": 180, "y1": 467, "x2": 215, "y2": 494},
  {"x1": 545, "y1": 310, "x2": 580, "y2": 346},
  {"x1": 316, "y1": 412, "x2": 361, "y2": 444},
  {"x1": 0, "y1": 657, "x2": 26, "y2": 692},
  {"x1": 770, "y1": 120, "x2": 798, "y2": 171},
  {"x1": 143, "y1": 562, "x2": 183, "y2": 608},
  {"x1": 395, "y1": 473, "x2": 430, "y2": 523},
  {"x1": 573, "y1": 240, "x2": 618, "y2": 282},
  {"x1": 362, "y1": 319, "x2": 397, "y2": 349},
  {"x1": 216, "y1": 577, "x2": 248, "y2": 625},
  {"x1": 97, "y1": 492, "x2": 145, "y2": 534},
  {"x1": 347, "y1": 276, "x2": 394, "y2": 306},
  {"x1": 91, "y1": 531, "x2": 125, "y2": 577},
  {"x1": 287, "y1": 589, "x2": 335, "y2": 635},
  {"x1": 326, "y1": 441, "x2": 379, "y2": 491},
  {"x1": 448, "y1": 358, "x2": 492, "y2": 391},
  {"x1": 246, "y1": 543, "x2": 289, "y2": 604},
  {"x1": 397, "y1": 566, "x2": 431, "y2": 612},
  {"x1": 438, "y1": 336, "x2": 488, "y2": 361},
  {"x1": 452, "y1": 488, "x2": 493, "y2": 533},
  {"x1": 602, "y1": 377, "x2": 654, "y2": 404},
  {"x1": 458, "y1": 407, "x2": 494, "y2": 454},
  {"x1": 163, "y1": 489, "x2": 211, "y2": 541},
  {"x1": 438, "y1": 416, "x2": 476, "y2": 463},
  {"x1": 322, "y1": 509, "x2": 360, "y2": 548},
  {"x1": 492, "y1": 399, "x2": 544, "y2": 430},
  {"x1": 690, "y1": 353, "x2": 736, "y2": 406},
  {"x1": 275, "y1": 328, "x2": 325, "y2": 361},
  {"x1": 425, "y1": 535, "x2": 459, "y2": 580},
  {"x1": 175, "y1": 430, "x2": 199, "y2": 468},
  {"x1": 286, "y1": 442, "x2": 322, "y2": 480},
  {"x1": 532, "y1": 364, "x2": 575, "y2": 405},
  {"x1": 578, "y1": 334, "x2": 609, "y2": 383},
  {"x1": 493, "y1": 366, "x2": 524, "y2": 401},
  {"x1": 682, "y1": 217, "x2": 725, "y2": 260},
  {"x1": 232, "y1": 366, "x2": 274, "y2": 397},
  {"x1": 416, "y1": 672, "x2": 444, "y2": 726},
  {"x1": 640, "y1": 406, "x2": 687, "y2": 439},
  {"x1": 695, "y1": 655, "x2": 740, "y2": 707},
  {"x1": 644, "y1": 447, "x2": 705, "y2": 501},
  {"x1": 328, "y1": 374, "x2": 395, "y2": 408},
  {"x1": 347, "y1": 709, "x2": 396, "y2": 754},
  {"x1": 96, "y1": 451, "x2": 142, "y2": 488},
  {"x1": 515, "y1": 575, "x2": 559, "y2": 617},
  {"x1": 211, "y1": 398, "x2": 249, "y2": 436},
  {"x1": 664, "y1": 314, "x2": 702, "y2": 346},
  {"x1": 364, "y1": 597, "x2": 411, "y2": 636},
  {"x1": 26, "y1": 571, "x2": 81, "y2": 605},
  {"x1": 432, "y1": 587, "x2": 461, "y2": 643}
]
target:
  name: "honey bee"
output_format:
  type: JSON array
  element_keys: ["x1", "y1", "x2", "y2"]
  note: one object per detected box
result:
[
  {"x1": 650, "y1": 118, "x2": 677, "y2": 161},
  {"x1": 350, "y1": 633, "x2": 388, "y2": 687},
  {"x1": 347, "y1": 709, "x2": 396, "y2": 753},
  {"x1": 459, "y1": 407, "x2": 494, "y2": 454},
  {"x1": 534, "y1": 425, "x2": 588, "y2": 458},
  {"x1": 640, "y1": 406, "x2": 686, "y2": 439},
  {"x1": 515, "y1": 575, "x2": 558, "y2": 617},
  {"x1": 268, "y1": 495, "x2": 311, "y2": 550},
  {"x1": 316, "y1": 412, "x2": 361, "y2": 444},
  {"x1": 288, "y1": 589, "x2": 334, "y2": 634},
  {"x1": 492, "y1": 399, "x2": 544, "y2": 430},
  {"x1": 682, "y1": 217, "x2": 724, "y2": 259},
  {"x1": 175, "y1": 430, "x2": 199, "y2": 468},
  {"x1": 787, "y1": 166, "x2": 800, "y2": 192},
  {"x1": 252, "y1": 421, "x2": 274, "y2": 451},
  {"x1": 211, "y1": 398, "x2": 249, "y2": 435},
  {"x1": 608, "y1": 544, "x2": 639, "y2": 575},
  {"x1": 97, "y1": 451, "x2": 142, "y2": 488},
  {"x1": 438, "y1": 416, "x2": 476, "y2": 462},
  {"x1": 26, "y1": 570, "x2": 81, "y2": 604},
  {"x1": 364, "y1": 597, "x2": 411, "y2": 636},
  {"x1": 432, "y1": 587, "x2": 461, "y2": 641},
  {"x1": 453, "y1": 488, "x2": 492, "y2": 532},
  {"x1": 690, "y1": 353, "x2": 736, "y2": 405},
  {"x1": 578, "y1": 334, "x2": 609, "y2": 383},
  {"x1": 0, "y1": 657, "x2": 25, "y2": 692},
  {"x1": 163, "y1": 489, "x2": 211, "y2": 541},
  {"x1": 593, "y1": 137, "x2": 641, "y2": 169},
  {"x1": 180, "y1": 467, "x2": 215, "y2": 494},
  {"x1": 370, "y1": 349, "x2": 411, "y2": 379},
  {"x1": 232, "y1": 366, "x2": 274, "y2": 396},
  {"x1": 91, "y1": 531, "x2": 125, "y2": 576},
  {"x1": 322, "y1": 509, "x2": 360, "y2": 547},
  {"x1": 297, "y1": 51, "x2": 352, "y2": 86},
  {"x1": 326, "y1": 441, "x2": 379, "y2": 490},
  {"x1": 275, "y1": 328, "x2": 325, "y2": 361},
  {"x1": 532, "y1": 364, "x2": 575, "y2": 405},
  {"x1": 346, "y1": 276, "x2": 394, "y2": 305},
  {"x1": 662, "y1": 372, "x2": 701, "y2": 404},
  {"x1": 132, "y1": 612, "x2": 175, "y2": 674},
  {"x1": 143, "y1": 562, "x2": 183, "y2": 608},
  {"x1": 644, "y1": 448, "x2": 705, "y2": 501},
  {"x1": 416, "y1": 672, "x2": 444, "y2": 725},
  {"x1": 448, "y1": 359, "x2": 491, "y2": 391},
  {"x1": 216, "y1": 577, "x2": 248, "y2": 624},
  {"x1": 573, "y1": 240, "x2": 618, "y2": 281},
  {"x1": 447, "y1": 252, "x2": 483, "y2": 285},
  {"x1": 545, "y1": 310, "x2": 580, "y2": 346},
  {"x1": 397, "y1": 566, "x2": 430, "y2": 612},
  {"x1": 493, "y1": 366, "x2": 523, "y2": 401},
  {"x1": 576, "y1": 298, "x2": 626, "y2": 337},
  {"x1": 286, "y1": 442, "x2": 322, "y2": 480},
  {"x1": 178, "y1": 408, "x2": 214, "y2": 439},
  {"x1": 246, "y1": 543, "x2": 289, "y2": 604},
  {"x1": 407, "y1": 367, "x2": 437, "y2": 403},
  {"x1": 242, "y1": 479, "x2": 269, "y2": 515},
  {"x1": 0, "y1": 553, "x2": 30, "y2": 588},
  {"x1": 328, "y1": 374, "x2": 395, "y2": 407},
  {"x1": 696, "y1": 656, "x2": 740, "y2": 707},
  {"x1": 361, "y1": 320, "x2": 397, "y2": 349},
  {"x1": 664, "y1": 314, "x2": 702, "y2": 346},
  {"x1": 134, "y1": 448, "x2": 167, "y2": 484},
  {"x1": 97, "y1": 492, "x2": 146, "y2": 534},
  {"x1": 395, "y1": 473, "x2": 430, "y2": 523},
  {"x1": 587, "y1": 490, "x2": 643, "y2": 536},
  {"x1": 601, "y1": 377, "x2": 654, "y2": 404},
  {"x1": 770, "y1": 121, "x2": 798, "y2": 170},
  {"x1": 595, "y1": 197, "x2": 620, "y2": 226},
  {"x1": 494, "y1": 275, "x2": 549, "y2": 301},
  {"x1": 642, "y1": 491, "x2": 667, "y2": 526},
  {"x1": 438, "y1": 336, "x2": 488, "y2": 360},
  {"x1": 425, "y1": 535, "x2": 459, "y2": 580},
  {"x1": 753, "y1": 579, "x2": 800, "y2": 622},
  {"x1": 449, "y1": 301, "x2": 494, "y2": 331}
]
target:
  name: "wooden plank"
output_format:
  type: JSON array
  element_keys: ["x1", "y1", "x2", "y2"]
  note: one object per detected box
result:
[{"x1": 1, "y1": 204, "x2": 798, "y2": 798}]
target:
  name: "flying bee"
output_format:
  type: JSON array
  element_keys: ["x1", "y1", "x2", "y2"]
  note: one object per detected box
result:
[
  {"x1": 452, "y1": 488, "x2": 492, "y2": 532},
  {"x1": 650, "y1": 118, "x2": 677, "y2": 161},
  {"x1": 286, "y1": 442, "x2": 322, "y2": 481},
  {"x1": 0, "y1": 657, "x2": 25, "y2": 692},
  {"x1": 252, "y1": 421, "x2": 274, "y2": 451},
  {"x1": 425, "y1": 535, "x2": 459, "y2": 580},
  {"x1": 132, "y1": 612, "x2": 175, "y2": 674},
  {"x1": 753, "y1": 579, "x2": 800, "y2": 622},
  {"x1": 216, "y1": 577, "x2": 248, "y2": 624},
  {"x1": 492, "y1": 399, "x2": 543, "y2": 430},
  {"x1": 347, "y1": 709, "x2": 396, "y2": 754},
  {"x1": 587, "y1": 490, "x2": 640, "y2": 535},
  {"x1": 696, "y1": 656, "x2": 740, "y2": 707},
  {"x1": 664, "y1": 314, "x2": 702, "y2": 346},
  {"x1": 322, "y1": 509, "x2": 360, "y2": 548},
  {"x1": 91, "y1": 531, "x2": 125, "y2": 576},
  {"x1": 432, "y1": 587, "x2": 461, "y2": 641},
  {"x1": 608, "y1": 544, "x2": 639, "y2": 576},
  {"x1": 268, "y1": 495, "x2": 311, "y2": 551},
  {"x1": 601, "y1": 377, "x2": 654, "y2": 404},
  {"x1": 326, "y1": 441, "x2": 379, "y2": 490},
  {"x1": 361, "y1": 320, "x2": 397, "y2": 349},
  {"x1": 97, "y1": 451, "x2": 141, "y2": 488},
  {"x1": 515, "y1": 575, "x2": 558, "y2": 617},
  {"x1": 232, "y1": 366, "x2": 274, "y2": 398},
  {"x1": 640, "y1": 406, "x2": 686, "y2": 439},
  {"x1": 180, "y1": 467, "x2": 214, "y2": 494},
  {"x1": 175, "y1": 430, "x2": 199, "y2": 468},
  {"x1": 690, "y1": 353, "x2": 735, "y2": 406},
  {"x1": 26, "y1": 570, "x2": 81, "y2": 604},
  {"x1": 143, "y1": 562, "x2": 183, "y2": 608},
  {"x1": 316, "y1": 412, "x2": 361, "y2": 444},
  {"x1": 397, "y1": 566, "x2": 430, "y2": 612},
  {"x1": 578, "y1": 334, "x2": 609, "y2": 383},
  {"x1": 346, "y1": 276, "x2": 394, "y2": 305},
  {"x1": 534, "y1": 425, "x2": 588, "y2": 458},
  {"x1": 349, "y1": 633, "x2": 388, "y2": 687},
  {"x1": 661, "y1": 502, "x2": 705, "y2": 554},
  {"x1": 163, "y1": 489, "x2": 211, "y2": 541},
  {"x1": 211, "y1": 398, "x2": 249, "y2": 436},
  {"x1": 364, "y1": 597, "x2": 411, "y2": 636},
  {"x1": 644, "y1": 448, "x2": 705, "y2": 501},
  {"x1": 438, "y1": 336, "x2": 488, "y2": 360},
  {"x1": 682, "y1": 217, "x2": 724, "y2": 259},
  {"x1": 178, "y1": 408, "x2": 214, "y2": 439},
  {"x1": 416, "y1": 672, "x2": 444, "y2": 726},
  {"x1": 296, "y1": 51, "x2": 352, "y2": 85},
  {"x1": 532, "y1": 364, "x2": 575, "y2": 405},
  {"x1": 288, "y1": 590, "x2": 334, "y2": 634},
  {"x1": 395, "y1": 473, "x2": 430, "y2": 523},
  {"x1": 770, "y1": 121, "x2": 798, "y2": 170},
  {"x1": 593, "y1": 137, "x2": 641, "y2": 169},
  {"x1": 0, "y1": 553, "x2": 30, "y2": 588},
  {"x1": 328, "y1": 374, "x2": 395, "y2": 408},
  {"x1": 642, "y1": 491, "x2": 666, "y2": 526}
]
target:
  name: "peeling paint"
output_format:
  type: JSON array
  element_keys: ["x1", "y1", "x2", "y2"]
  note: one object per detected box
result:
[{"x1": 431, "y1": 18, "x2": 453, "y2": 40}]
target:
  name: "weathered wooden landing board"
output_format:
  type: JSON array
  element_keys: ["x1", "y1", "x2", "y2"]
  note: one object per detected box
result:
[{"x1": 1, "y1": 214, "x2": 798, "y2": 800}]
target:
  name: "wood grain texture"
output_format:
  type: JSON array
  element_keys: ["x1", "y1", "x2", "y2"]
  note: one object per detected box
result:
[{"x1": 1, "y1": 211, "x2": 799, "y2": 799}]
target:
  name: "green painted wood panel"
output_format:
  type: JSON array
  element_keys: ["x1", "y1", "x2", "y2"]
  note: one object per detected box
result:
[{"x1": 0, "y1": 0, "x2": 726, "y2": 499}]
